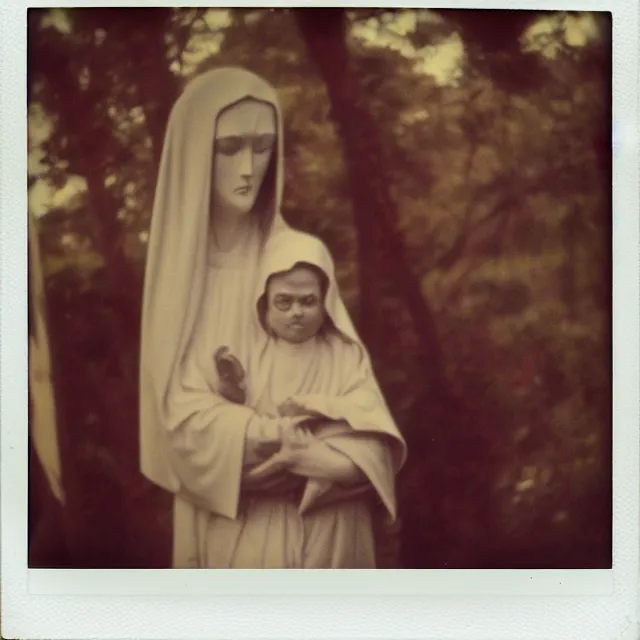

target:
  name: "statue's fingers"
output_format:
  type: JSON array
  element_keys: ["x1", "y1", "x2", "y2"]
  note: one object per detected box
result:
[{"x1": 214, "y1": 346, "x2": 228, "y2": 361}]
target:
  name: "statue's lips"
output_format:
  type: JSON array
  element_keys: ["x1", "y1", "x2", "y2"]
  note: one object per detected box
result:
[{"x1": 234, "y1": 185, "x2": 251, "y2": 195}]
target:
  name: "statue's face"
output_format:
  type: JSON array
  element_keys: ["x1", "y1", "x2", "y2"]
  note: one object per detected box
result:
[
  {"x1": 212, "y1": 99, "x2": 276, "y2": 216},
  {"x1": 265, "y1": 265, "x2": 326, "y2": 344}
]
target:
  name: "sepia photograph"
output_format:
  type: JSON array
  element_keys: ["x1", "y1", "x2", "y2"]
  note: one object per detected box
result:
[{"x1": 27, "y1": 7, "x2": 613, "y2": 571}]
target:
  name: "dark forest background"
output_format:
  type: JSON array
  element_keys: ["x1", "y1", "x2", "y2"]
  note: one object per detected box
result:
[{"x1": 28, "y1": 7, "x2": 612, "y2": 569}]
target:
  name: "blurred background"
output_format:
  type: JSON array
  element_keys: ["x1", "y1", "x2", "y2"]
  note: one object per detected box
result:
[{"x1": 28, "y1": 7, "x2": 612, "y2": 569}]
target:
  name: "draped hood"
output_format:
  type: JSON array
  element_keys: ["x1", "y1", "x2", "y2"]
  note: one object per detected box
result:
[{"x1": 140, "y1": 67, "x2": 287, "y2": 490}]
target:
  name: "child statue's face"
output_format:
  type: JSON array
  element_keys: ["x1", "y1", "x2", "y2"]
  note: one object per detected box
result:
[{"x1": 265, "y1": 265, "x2": 325, "y2": 344}]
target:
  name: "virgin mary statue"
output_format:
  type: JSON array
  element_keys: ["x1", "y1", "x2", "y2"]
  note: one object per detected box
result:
[{"x1": 139, "y1": 67, "x2": 406, "y2": 568}]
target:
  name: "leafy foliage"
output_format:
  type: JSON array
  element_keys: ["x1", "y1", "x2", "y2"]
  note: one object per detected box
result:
[{"x1": 28, "y1": 8, "x2": 611, "y2": 569}]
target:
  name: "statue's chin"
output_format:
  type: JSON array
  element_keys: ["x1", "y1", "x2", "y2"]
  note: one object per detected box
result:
[{"x1": 213, "y1": 194, "x2": 256, "y2": 219}]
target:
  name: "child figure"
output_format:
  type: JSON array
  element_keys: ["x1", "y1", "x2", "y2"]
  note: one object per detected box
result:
[
  {"x1": 214, "y1": 231, "x2": 401, "y2": 531},
  {"x1": 215, "y1": 265, "x2": 370, "y2": 511}
]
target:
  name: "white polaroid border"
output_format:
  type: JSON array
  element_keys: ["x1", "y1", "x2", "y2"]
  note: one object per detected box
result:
[{"x1": 2, "y1": 0, "x2": 638, "y2": 638}]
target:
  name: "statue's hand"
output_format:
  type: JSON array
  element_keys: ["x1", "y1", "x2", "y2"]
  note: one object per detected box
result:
[
  {"x1": 280, "y1": 430, "x2": 363, "y2": 484},
  {"x1": 218, "y1": 377, "x2": 246, "y2": 404},
  {"x1": 241, "y1": 453, "x2": 304, "y2": 497},
  {"x1": 244, "y1": 452, "x2": 290, "y2": 481},
  {"x1": 278, "y1": 397, "x2": 303, "y2": 417},
  {"x1": 280, "y1": 426, "x2": 315, "y2": 453},
  {"x1": 214, "y1": 346, "x2": 246, "y2": 404},
  {"x1": 253, "y1": 441, "x2": 282, "y2": 460},
  {"x1": 278, "y1": 396, "x2": 323, "y2": 418}
]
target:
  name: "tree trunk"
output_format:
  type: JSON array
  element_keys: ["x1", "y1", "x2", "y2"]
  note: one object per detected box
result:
[
  {"x1": 29, "y1": 209, "x2": 76, "y2": 567},
  {"x1": 295, "y1": 9, "x2": 448, "y2": 397},
  {"x1": 296, "y1": 9, "x2": 463, "y2": 569}
]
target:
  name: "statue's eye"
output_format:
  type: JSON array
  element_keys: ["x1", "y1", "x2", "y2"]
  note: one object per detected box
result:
[
  {"x1": 216, "y1": 135, "x2": 275, "y2": 157},
  {"x1": 215, "y1": 136, "x2": 244, "y2": 156},
  {"x1": 274, "y1": 295, "x2": 293, "y2": 311},
  {"x1": 253, "y1": 134, "x2": 276, "y2": 154}
]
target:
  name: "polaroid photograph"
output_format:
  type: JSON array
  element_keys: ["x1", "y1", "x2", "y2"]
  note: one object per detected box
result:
[{"x1": 2, "y1": 1, "x2": 638, "y2": 638}]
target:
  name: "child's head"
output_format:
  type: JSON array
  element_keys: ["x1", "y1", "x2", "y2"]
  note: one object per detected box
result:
[{"x1": 261, "y1": 262, "x2": 329, "y2": 344}]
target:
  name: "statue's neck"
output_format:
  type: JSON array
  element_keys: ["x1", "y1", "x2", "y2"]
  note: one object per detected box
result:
[{"x1": 210, "y1": 206, "x2": 251, "y2": 253}]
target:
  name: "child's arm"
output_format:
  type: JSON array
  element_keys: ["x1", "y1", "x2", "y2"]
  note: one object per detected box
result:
[
  {"x1": 280, "y1": 428, "x2": 366, "y2": 484},
  {"x1": 243, "y1": 426, "x2": 365, "y2": 485},
  {"x1": 279, "y1": 399, "x2": 352, "y2": 438},
  {"x1": 273, "y1": 429, "x2": 373, "y2": 513},
  {"x1": 277, "y1": 374, "x2": 398, "y2": 518}
]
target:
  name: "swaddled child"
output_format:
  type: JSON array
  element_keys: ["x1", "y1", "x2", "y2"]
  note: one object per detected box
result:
[{"x1": 215, "y1": 232, "x2": 398, "y2": 523}]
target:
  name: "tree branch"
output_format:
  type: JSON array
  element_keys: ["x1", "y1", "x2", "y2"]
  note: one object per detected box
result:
[
  {"x1": 170, "y1": 8, "x2": 207, "y2": 73},
  {"x1": 429, "y1": 88, "x2": 485, "y2": 271}
]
